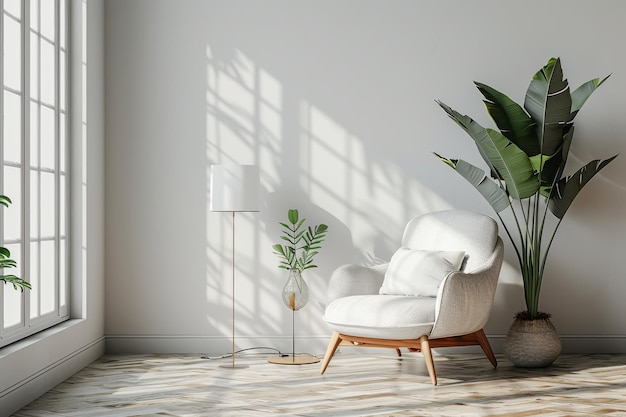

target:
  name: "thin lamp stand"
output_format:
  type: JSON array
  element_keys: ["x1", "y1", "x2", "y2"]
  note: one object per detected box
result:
[
  {"x1": 209, "y1": 164, "x2": 259, "y2": 370},
  {"x1": 221, "y1": 211, "x2": 247, "y2": 369}
]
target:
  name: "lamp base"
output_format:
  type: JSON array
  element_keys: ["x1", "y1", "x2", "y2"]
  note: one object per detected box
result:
[{"x1": 268, "y1": 354, "x2": 320, "y2": 365}]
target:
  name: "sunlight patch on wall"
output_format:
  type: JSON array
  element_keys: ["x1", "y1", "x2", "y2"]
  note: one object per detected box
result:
[
  {"x1": 300, "y1": 101, "x2": 450, "y2": 260},
  {"x1": 205, "y1": 46, "x2": 286, "y2": 338},
  {"x1": 203, "y1": 44, "x2": 451, "y2": 341}
]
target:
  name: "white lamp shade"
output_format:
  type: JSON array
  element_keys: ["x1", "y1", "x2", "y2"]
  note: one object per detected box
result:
[{"x1": 210, "y1": 164, "x2": 260, "y2": 212}]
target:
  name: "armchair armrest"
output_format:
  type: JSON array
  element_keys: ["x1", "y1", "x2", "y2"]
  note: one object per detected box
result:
[
  {"x1": 430, "y1": 238, "x2": 504, "y2": 339},
  {"x1": 327, "y1": 263, "x2": 388, "y2": 303}
]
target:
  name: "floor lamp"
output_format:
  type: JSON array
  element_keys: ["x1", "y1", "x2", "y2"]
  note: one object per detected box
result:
[{"x1": 210, "y1": 164, "x2": 260, "y2": 369}]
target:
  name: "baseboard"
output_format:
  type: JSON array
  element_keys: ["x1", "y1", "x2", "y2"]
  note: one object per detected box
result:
[
  {"x1": 105, "y1": 334, "x2": 626, "y2": 355},
  {"x1": 437, "y1": 335, "x2": 626, "y2": 355},
  {"x1": 537, "y1": 335, "x2": 626, "y2": 354},
  {"x1": 106, "y1": 334, "x2": 626, "y2": 355},
  {"x1": 0, "y1": 336, "x2": 105, "y2": 417}
]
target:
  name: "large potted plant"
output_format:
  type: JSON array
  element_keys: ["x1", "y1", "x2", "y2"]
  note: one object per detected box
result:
[
  {"x1": 1, "y1": 195, "x2": 30, "y2": 291},
  {"x1": 435, "y1": 57, "x2": 617, "y2": 367}
]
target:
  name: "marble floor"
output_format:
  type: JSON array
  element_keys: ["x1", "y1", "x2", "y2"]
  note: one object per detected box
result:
[{"x1": 13, "y1": 351, "x2": 626, "y2": 416}]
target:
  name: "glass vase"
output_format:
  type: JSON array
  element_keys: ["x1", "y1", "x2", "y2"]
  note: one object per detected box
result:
[{"x1": 281, "y1": 269, "x2": 309, "y2": 311}]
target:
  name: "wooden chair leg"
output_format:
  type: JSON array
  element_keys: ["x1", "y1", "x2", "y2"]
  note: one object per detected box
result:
[
  {"x1": 320, "y1": 331, "x2": 342, "y2": 375},
  {"x1": 420, "y1": 335, "x2": 437, "y2": 386},
  {"x1": 475, "y1": 328, "x2": 497, "y2": 368}
]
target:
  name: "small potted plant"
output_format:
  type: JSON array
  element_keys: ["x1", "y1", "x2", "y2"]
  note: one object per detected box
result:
[
  {"x1": 1, "y1": 195, "x2": 30, "y2": 291},
  {"x1": 272, "y1": 209, "x2": 328, "y2": 310}
]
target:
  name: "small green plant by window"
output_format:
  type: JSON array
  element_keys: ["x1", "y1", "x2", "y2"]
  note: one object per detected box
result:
[
  {"x1": 1, "y1": 195, "x2": 30, "y2": 291},
  {"x1": 273, "y1": 209, "x2": 328, "y2": 273}
]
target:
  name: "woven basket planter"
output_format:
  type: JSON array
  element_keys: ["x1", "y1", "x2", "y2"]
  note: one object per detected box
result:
[{"x1": 504, "y1": 316, "x2": 562, "y2": 368}]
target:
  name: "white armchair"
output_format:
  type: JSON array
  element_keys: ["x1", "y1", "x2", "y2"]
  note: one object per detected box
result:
[{"x1": 320, "y1": 210, "x2": 504, "y2": 385}]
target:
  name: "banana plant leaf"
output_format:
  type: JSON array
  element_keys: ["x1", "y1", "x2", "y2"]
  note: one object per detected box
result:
[
  {"x1": 437, "y1": 101, "x2": 539, "y2": 199},
  {"x1": 539, "y1": 127, "x2": 574, "y2": 198},
  {"x1": 435, "y1": 153, "x2": 511, "y2": 212},
  {"x1": 571, "y1": 75, "x2": 611, "y2": 116},
  {"x1": 475, "y1": 82, "x2": 539, "y2": 157},
  {"x1": 548, "y1": 155, "x2": 618, "y2": 219},
  {"x1": 524, "y1": 57, "x2": 572, "y2": 156}
]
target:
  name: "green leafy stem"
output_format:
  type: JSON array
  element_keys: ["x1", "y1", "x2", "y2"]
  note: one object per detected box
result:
[{"x1": 272, "y1": 209, "x2": 328, "y2": 274}]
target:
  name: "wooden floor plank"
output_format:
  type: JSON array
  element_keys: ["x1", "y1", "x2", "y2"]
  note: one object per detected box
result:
[{"x1": 13, "y1": 353, "x2": 626, "y2": 416}]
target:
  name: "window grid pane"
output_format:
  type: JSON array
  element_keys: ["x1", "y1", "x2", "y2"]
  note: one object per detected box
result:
[
  {"x1": 40, "y1": 105, "x2": 55, "y2": 170},
  {"x1": 5, "y1": 0, "x2": 22, "y2": 19},
  {"x1": 1, "y1": 0, "x2": 69, "y2": 347},
  {"x1": 29, "y1": 0, "x2": 37, "y2": 31},
  {"x1": 30, "y1": 171, "x2": 39, "y2": 238},
  {"x1": 29, "y1": 241, "x2": 39, "y2": 319},
  {"x1": 29, "y1": 31, "x2": 39, "y2": 100},
  {"x1": 59, "y1": 237, "x2": 65, "y2": 309},
  {"x1": 3, "y1": 91, "x2": 22, "y2": 164},
  {"x1": 39, "y1": 38, "x2": 55, "y2": 106},
  {"x1": 3, "y1": 243, "x2": 23, "y2": 328},
  {"x1": 3, "y1": 13, "x2": 22, "y2": 92},
  {"x1": 39, "y1": 0, "x2": 54, "y2": 42},
  {"x1": 3, "y1": 166, "x2": 22, "y2": 241},
  {"x1": 39, "y1": 239, "x2": 55, "y2": 315}
]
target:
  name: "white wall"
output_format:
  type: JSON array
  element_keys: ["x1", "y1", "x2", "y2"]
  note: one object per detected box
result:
[
  {"x1": 105, "y1": 0, "x2": 626, "y2": 355},
  {"x1": 0, "y1": 1, "x2": 106, "y2": 415}
]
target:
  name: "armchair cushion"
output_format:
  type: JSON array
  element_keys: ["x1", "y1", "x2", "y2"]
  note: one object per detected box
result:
[
  {"x1": 379, "y1": 248, "x2": 465, "y2": 297},
  {"x1": 323, "y1": 295, "x2": 436, "y2": 339}
]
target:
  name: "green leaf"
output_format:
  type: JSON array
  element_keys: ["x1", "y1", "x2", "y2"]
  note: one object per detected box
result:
[
  {"x1": 0, "y1": 195, "x2": 11, "y2": 208},
  {"x1": 437, "y1": 101, "x2": 538, "y2": 199},
  {"x1": 287, "y1": 209, "x2": 299, "y2": 224},
  {"x1": 0, "y1": 259, "x2": 17, "y2": 268},
  {"x1": 524, "y1": 57, "x2": 572, "y2": 156},
  {"x1": 540, "y1": 126, "x2": 574, "y2": 197},
  {"x1": 1, "y1": 275, "x2": 31, "y2": 291},
  {"x1": 272, "y1": 244, "x2": 285, "y2": 255},
  {"x1": 548, "y1": 155, "x2": 618, "y2": 219},
  {"x1": 528, "y1": 153, "x2": 554, "y2": 174},
  {"x1": 571, "y1": 74, "x2": 610, "y2": 116},
  {"x1": 279, "y1": 236, "x2": 293, "y2": 243},
  {"x1": 475, "y1": 81, "x2": 539, "y2": 156},
  {"x1": 435, "y1": 154, "x2": 510, "y2": 212},
  {"x1": 294, "y1": 229, "x2": 306, "y2": 240}
]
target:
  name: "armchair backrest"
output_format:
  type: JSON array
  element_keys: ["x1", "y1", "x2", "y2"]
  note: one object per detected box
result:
[{"x1": 401, "y1": 210, "x2": 499, "y2": 273}]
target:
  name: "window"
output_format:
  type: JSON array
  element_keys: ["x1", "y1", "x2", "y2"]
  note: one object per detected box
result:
[{"x1": 1, "y1": 0, "x2": 69, "y2": 348}]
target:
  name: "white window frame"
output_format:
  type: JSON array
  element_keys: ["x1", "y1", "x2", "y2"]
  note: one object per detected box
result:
[{"x1": 1, "y1": 0, "x2": 70, "y2": 348}]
